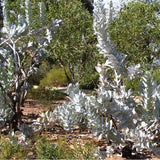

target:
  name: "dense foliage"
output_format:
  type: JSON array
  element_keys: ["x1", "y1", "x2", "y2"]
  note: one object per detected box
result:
[
  {"x1": 109, "y1": 1, "x2": 160, "y2": 64},
  {"x1": 46, "y1": 0, "x2": 101, "y2": 87}
]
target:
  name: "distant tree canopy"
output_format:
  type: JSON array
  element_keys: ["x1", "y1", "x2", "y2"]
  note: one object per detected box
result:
[
  {"x1": 5, "y1": 0, "x2": 101, "y2": 88},
  {"x1": 45, "y1": 0, "x2": 101, "y2": 87},
  {"x1": 109, "y1": 1, "x2": 160, "y2": 65}
]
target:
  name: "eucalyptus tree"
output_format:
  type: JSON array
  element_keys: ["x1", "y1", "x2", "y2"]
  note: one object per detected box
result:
[
  {"x1": 46, "y1": 0, "x2": 100, "y2": 88},
  {"x1": 0, "y1": 0, "x2": 62, "y2": 129},
  {"x1": 109, "y1": 1, "x2": 160, "y2": 65}
]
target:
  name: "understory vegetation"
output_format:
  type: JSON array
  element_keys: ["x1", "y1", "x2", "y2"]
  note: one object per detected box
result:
[
  {"x1": 0, "y1": 133, "x2": 96, "y2": 159},
  {"x1": 27, "y1": 87, "x2": 66, "y2": 101}
]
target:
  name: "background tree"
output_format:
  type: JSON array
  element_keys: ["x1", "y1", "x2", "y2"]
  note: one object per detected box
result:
[
  {"x1": 44, "y1": 0, "x2": 101, "y2": 89},
  {"x1": 109, "y1": 1, "x2": 160, "y2": 65}
]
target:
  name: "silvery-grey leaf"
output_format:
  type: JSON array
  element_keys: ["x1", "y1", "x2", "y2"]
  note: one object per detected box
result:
[{"x1": 127, "y1": 63, "x2": 141, "y2": 80}]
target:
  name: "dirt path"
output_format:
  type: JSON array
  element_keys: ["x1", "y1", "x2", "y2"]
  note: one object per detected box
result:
[{"x1": 21, "y1": 99, "x2": 67, "y2": 124}]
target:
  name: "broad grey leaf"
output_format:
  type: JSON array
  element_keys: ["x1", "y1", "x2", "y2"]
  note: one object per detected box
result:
[
  {"x1": 154, "y1": 95, "x2": 160, "y2": 120},
  {"x1": 127, "y1": 64, "x2": 141, "y2": 80},
  {"x1": 104, "y1": 52, "x2": 127, "y2": 71}
]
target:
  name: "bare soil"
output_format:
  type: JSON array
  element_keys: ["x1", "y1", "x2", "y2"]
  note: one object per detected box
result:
[{"x1": 21, "y1": 99, "x2": 66, "y2": 123}]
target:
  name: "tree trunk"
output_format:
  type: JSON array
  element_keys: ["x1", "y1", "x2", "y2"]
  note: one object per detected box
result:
[{"x1": 57, "y1": 58, "x2": 72, "y2": 83}]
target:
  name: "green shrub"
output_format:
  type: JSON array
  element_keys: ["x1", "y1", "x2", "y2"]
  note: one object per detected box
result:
[
  {"x1": 39, "y1": 64, "x2": 99, "y2": 90},
  {"x1": 71, "y1": 142, "x2": 96, "y2": 159},
  {"x1": 125, "y1": 78, "x2": 140, "y2": 94},
  {"x1": 40, "y1": 65, "x2": 70, "y2": 87},
  {"x1": 36, "y1": 135, "x2": 96, "y2": 159},
  {"x1": 0, "y1": 135, "x2": 27, "y2": 159},
  {"x1": 125, "y1": 68, "x2": 160, "y2": 93},
  {"x1": 28, "y1": 60, "x2": 55, "y2": 85},
  {"x1": 27, "y1": 86, "x2": 66, "y2": 101},
  {"x1": 36, "y1": 136, "x2": 71, "y2": 159},
  {"x1": 79, "y1": 72, "x2": 99, "y2": 89},
  {"x1": 152, "y1": 68, "x2": 160, "y2": 84}
]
